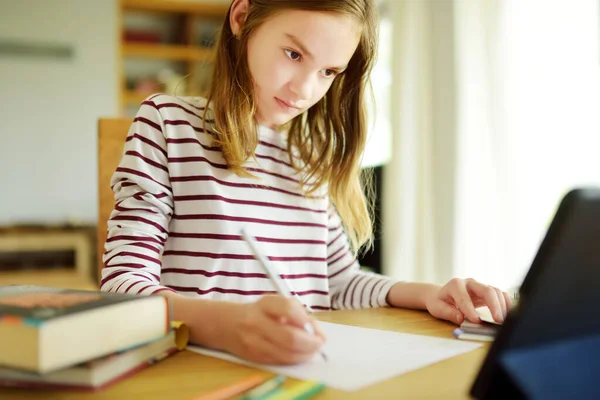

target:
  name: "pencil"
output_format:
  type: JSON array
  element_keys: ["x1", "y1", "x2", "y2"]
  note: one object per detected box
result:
[{"x1": 240, "y1": 229, "x2": 328, "y2": 362}]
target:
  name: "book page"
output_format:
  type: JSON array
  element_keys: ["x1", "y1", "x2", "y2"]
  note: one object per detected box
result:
[{"x1": 188, "y1": 322, "x2": 482, "y2": 391}]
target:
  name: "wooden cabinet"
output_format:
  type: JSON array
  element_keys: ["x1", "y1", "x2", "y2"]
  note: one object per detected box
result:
[{"x1": 118, "y1": 0, "x2": 230, "y2": 114}]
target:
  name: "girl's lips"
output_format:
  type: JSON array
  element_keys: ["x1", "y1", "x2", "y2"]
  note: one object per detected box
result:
[{"x1": 275, "y1": 97, "x2": 301, "y2": 111}]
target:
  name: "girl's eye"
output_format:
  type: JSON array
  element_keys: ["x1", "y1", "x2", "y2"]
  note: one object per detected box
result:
[
  {"x1": 321, "y1": 69, "x2": 337, "y2": 78},
  {"x1": 284, "y1": 49, "x2": 301, "y2": 61}
]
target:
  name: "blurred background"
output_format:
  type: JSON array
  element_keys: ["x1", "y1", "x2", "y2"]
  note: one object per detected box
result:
[{"x1": 0, "y1": 0, "x2": 598, "y2": 293}]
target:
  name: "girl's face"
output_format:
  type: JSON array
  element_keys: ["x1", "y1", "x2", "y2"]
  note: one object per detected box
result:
[{"x1": 245, "y1": 10, "x2": 361, "y2": 129}]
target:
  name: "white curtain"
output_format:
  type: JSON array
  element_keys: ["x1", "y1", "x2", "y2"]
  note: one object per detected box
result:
[{"x1": 381, "y1": 0, "x2": 600, "y2": 289}]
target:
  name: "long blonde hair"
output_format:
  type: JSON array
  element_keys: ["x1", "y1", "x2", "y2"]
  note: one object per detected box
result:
[{"x1": 205, "y1": 0, "x2": 378, "y2": 253}]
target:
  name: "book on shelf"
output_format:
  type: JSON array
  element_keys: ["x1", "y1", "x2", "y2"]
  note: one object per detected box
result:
[{"x1": 0, "y1": 285, "x2": 171, "y2": 374}]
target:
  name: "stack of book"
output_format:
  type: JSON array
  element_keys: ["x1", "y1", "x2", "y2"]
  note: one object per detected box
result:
[{"x1": 0, "y1": 285, "x2": 187, "y2": 390}]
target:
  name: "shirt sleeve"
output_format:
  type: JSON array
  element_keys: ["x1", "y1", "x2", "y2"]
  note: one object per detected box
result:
[
  {"x1": 327, "y1": 205, "x2": 398, "y2": 309},
  {"x1": 100, "y1": 97, "x2": 177, "y2": 296}
]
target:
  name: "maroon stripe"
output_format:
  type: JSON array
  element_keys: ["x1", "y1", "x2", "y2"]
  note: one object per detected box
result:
[
  {"x1": 292, "y1": 290, "x2": 329, "y2": 296},
  {"x1": 131, "y1": 273, "x2": 154, "y2": 282},
  {"x1": 129, "y1": 191, "x2": 170, "y2": 200},
  {"x1": 180, "y1": 98, "x2": 207, "y2": 112},
  {"x1": 165, "y1": 137, "x2": 221, "y2": 152},
  {"x1": 163, "y1": 268, "x2": 266, "y2": 278},
  {"x1": 311, "y1": 305, "x2": 332, "y2": 311},
  {"x1": 169, "y1": 232, "x2": 326, "y2": 245},
  {"x1": 115, "y1": 203, "x2": 159, "y2": 214},
  {"x1": 129, "y1": 242, "x2": 160, "y2": 253},
  {"x1": 136, "y1": 284, "x2": 156, "y2": 294},
  {"x1": 341, "y1": 275, "x2": 361, "y2": 308},
  {"x1": 327, "y1": 246, "x2": 345, "y2": 262},
  {"x1": 168, "y1": 156, "x2": 301, "y2": 185},
  {"x1": 105, "y1": 250, "x2": 160, "y2": 266},
  {"x1": 328, "y1": 231, "x2": 344, "y2": 247},
  {"x1": 369, "y1": 279, "x2": 385, "y2": 308},
  {"x1": 328, "y1": 223, "x2": 342, "y2": 232},
  {"x1": 161, "y1": 267, "x2": 327, "y2": 279},
  {"x1": 130, "y1": 192, "x2": 173, "y2": 213},
  {"x1": 100, "y1": 270, "x2": 130, "y2": 287},
  {"x1": 124, "y1": 280, "x2": 145, "y2": 294},
  {"x1": 162, "y1": 250, "x2": 325, "y2": 262},
  {"x1": 376, "y1": 279, "x2": 390, "y2": 302},
  {"x1": 116, "y1": 167, "x2": 172, "y2": 193},
  {"x1": 329, "y1": 259, "x2": 356, "y2": 279},
  {"x1": 283, "y1": 273, "x2": 328, "y2": 279},
  {"x1": 115, "y1": 280, "x2": 129, "y2": 293},
  {"x1": 103, "y1": 262, "x2": 148, "y2": 270},
  {"x1": 259, "y1": 140, "x2": 287, "y2": 153},
  {"x1": 172, "y1": 194, "x2": 326, "y2": 214},
  {"x1": 168, "y1": 285, "x2": 274, "y2": 296},
  {"x1": 152, "y1": 287, "x2": 178, "y2": 295},
  {"x1": 107, "y1": 235, "x2": 163, "y2": 245},
  {"x1": 170, "y1": 175, "x2": 324, "y2": 200},
  {"x1": 168, "y1": 156, "x2": 227, "y2": 169},
  {"x1": 120, "y1": 182, "x2": 137, "y2": 188},
  {"x1": 126, "y1": 133, "x2": 168, "y2": 158},
  {"x1": 132, "y1": 271, "x2": 160, "y2": 281},
  {"x1": 163, "y1": 251, "x2": 252, "y2": 260},
  {"x1": 349, "y1": 275, "x2": 368, "y2": 309},
  {"x1": 101, "y1": 265, "x2": 160, "y2": 283},
  {"x1": 360, "y1": 276, "x2": 377, "y2": 307},
  {"x1": 164, "y1": 119, "x2": 214, "y2": 136},
  {"x1": 246, "y1": 167, "x2": 300, "y2": 184},
  {"x1": 110, "y1": 215, "x2": 168, "y2": 235},
  {"x1": 172, "y1": 213, "x2": 327, "y2": 229},
  {"x1": 134, "y1": 116, "x2": 162, "y2": 133},
  {"x1": 126, "y1": 150, "x2": 169, "y2": 172},
  {"x1": 166, "y1": 286, "x2": 327, "y2": 297},
  {"x1": 142, "y1": 100, "x2": 211, "y2": 124},
  {"x1": 256, "y1": 153, "x2": 293, "y2": 169},
  {"x1": 328, "y1": 250, "x2": 349, "y2": 267}
]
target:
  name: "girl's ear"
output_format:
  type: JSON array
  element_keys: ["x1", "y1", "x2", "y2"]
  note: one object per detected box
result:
[{"x1": 230, "y1": 0, "x2": 250, "y2": 37}]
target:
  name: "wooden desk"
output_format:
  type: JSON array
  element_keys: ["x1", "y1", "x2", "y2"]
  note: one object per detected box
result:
[{"x1": 0, "y1": 308, "x2": 488, "y2": 400}]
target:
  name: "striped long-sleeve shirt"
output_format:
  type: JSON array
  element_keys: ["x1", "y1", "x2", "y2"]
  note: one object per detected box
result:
[{"x1": 100, "y1": 94, "x2": 398, "y2": 310}]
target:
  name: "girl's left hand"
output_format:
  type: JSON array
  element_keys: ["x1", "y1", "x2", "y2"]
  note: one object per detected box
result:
[{"x1": 425, "y1": 278, "x2": 512, "y2": 325}]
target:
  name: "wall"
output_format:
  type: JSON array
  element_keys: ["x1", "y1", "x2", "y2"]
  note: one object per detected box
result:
[{"x1": 0, "y1": 0, "x2": 118, "y2": 226}]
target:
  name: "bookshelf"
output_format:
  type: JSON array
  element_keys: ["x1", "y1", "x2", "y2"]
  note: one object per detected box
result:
[{"x1": 118, "y1": 0, "x2": 230, "y2": 115}]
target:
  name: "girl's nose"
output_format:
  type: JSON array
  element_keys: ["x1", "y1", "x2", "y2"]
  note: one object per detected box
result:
[{"x1": 289, "y1": 72, "x2": 314, "y2": 102}]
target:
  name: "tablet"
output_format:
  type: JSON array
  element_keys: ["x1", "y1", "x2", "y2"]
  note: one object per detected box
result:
[{"x1": 470, "y1": 188, "x2": 600, "y2": 399}]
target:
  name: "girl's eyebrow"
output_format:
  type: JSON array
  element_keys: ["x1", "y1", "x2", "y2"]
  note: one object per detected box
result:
[{"x1": 284, "y1": 33, "x2": 348, "y2": 71}]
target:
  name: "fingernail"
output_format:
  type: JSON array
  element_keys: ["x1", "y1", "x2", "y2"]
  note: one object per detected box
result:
[
  {"x1": 456, "y1": 315, "x2": 462, "y2": 324},
  {"x1": 496, "y1": 313, "x2": 503, "y2": 321}
]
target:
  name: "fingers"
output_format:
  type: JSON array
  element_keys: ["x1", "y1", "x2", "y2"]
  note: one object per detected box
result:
[
  {"x1": 429, "y1": 299, "x2": 465, "y2": 325},
  {"x1": 494, "y1": 287, "x2": 507, "y2": 319},
  {"x1": 310, "y1": 318, "x2": 327, "y2": 342},
  {"x1": 465, "y1": 279, "x2": 503, "y2": 322},
  {"x1": 259, "y1": 295, "x2": 311, "y2": 329},
  {"x1": 448, "y1": 279, "x2": 480, "y2": 323},
  {"x1": 503, "y1": 290, "x2": 513, "y2": 311},
  {"x1": 241, "y1": 332, "x2": 314, "y2": 365},
  {"x1": 253, "y1": 309, "x2": 324, "y2": 355},
  {"x1": 250, "y1": 296, "x2": 325, "y2": 364}
]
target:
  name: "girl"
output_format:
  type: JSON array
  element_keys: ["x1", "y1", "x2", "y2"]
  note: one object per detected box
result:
[{"x1": 101, "y1": 0, "x2": 512, "y2": 365}]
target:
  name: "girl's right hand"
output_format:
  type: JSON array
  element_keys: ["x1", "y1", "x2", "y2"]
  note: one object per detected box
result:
[{"x1": 223, "y1": 295, "x2": 326, "y2": 365}]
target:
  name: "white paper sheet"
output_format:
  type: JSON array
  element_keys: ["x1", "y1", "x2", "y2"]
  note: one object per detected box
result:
[{"x1": 187, "y1": 321, "x2": 482, "y2": 391}]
